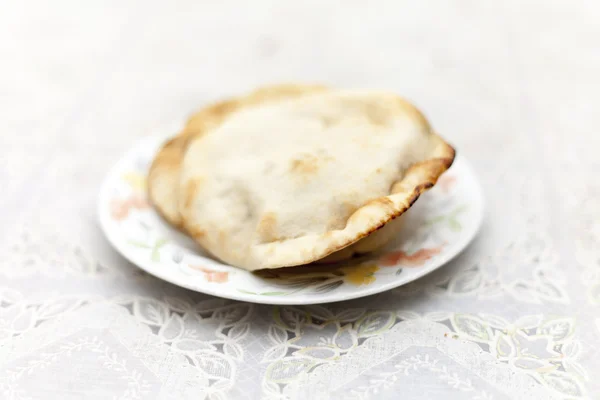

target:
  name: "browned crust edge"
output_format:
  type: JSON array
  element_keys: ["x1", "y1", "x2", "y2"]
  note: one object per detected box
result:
[{"x1": 300, "y1": 140, "x2": 456, "y2": 267}]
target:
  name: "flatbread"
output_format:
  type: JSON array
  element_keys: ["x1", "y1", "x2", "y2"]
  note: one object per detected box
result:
[
  {"x1": 178, "y1": 89, "x2": 455, "y2": 270},
  {"x1": 147, "y1": 84, "x2": 327, "y2": 227}
]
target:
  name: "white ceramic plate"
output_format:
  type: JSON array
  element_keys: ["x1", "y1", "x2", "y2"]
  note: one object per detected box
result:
[{"x1": 98, "y1": 137, "x2": 483, "y2": 305}]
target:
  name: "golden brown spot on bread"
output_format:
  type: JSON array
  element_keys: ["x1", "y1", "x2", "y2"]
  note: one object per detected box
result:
[
  {"x1": 320, "y1": 115, "x2": 337, "y2": 128},
  {"x1": 359, "y1": 197, "x2": 397, "y2": 219},
  {"x1": 323, "y1": 230, "x2": 334, "y2": 238},
  {"x1": 184, "y1": 178, "x2": 203, "y2": 209},
  {"x1": 264, "y1": 245, "x2": 276, "y2": 256},
  {"x1": 249, "y1": 84, "x2": 328, "y2": 103},
  {"x1": 290, "y1": 156, "x2": 319, "y2": 175},
  {"x1": 364, "y1": 103, "x2": 389, "y2": 126},
  {"x1": 209, "y1": 99, "x2": 241, "y2": 118},
  {"x1": 187, "y1": 225, "x2": 206, "y2": 239},
  {"x1": 257, "y1": 212, "x2": 279, "y2": 242},
  {"x1": 319, "y1": 101, "x2": 389, "y2": 128},
  {"x1": 326, "y1": 218, "x2": 346, "y2": 231},
  {"x1": 369, "y1": 197, "x2": 395, "y2": 208},
  {"x1": 337, "y1": 98, "x2": 390, "y2": 127},
  {"x1": 341, "y1": 201, "x2": 359, "y2": 216},
  {"x1": 163, "y1": 136, "x2": 181, "y2": 150},
  {"x1": 289, "y1": 153, "x2": 333, "y2": 176},
  {"x1": 216, "y1": 230, "x2": 227, "y2": 250}
]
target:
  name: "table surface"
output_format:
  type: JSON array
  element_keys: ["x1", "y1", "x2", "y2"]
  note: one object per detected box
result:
[{"x1": 1, "y1": 1, "x2": 599, "y2": 399}]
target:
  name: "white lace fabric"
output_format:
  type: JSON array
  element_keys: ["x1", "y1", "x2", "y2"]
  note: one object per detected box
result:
[{"x1": 1, "y1": 1, "x2": 599, "y2": 399}]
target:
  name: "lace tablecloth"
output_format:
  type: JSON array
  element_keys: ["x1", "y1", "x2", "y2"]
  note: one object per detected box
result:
[{"x1": 1, "y1": 1, "x2": 599, "y2": 399}]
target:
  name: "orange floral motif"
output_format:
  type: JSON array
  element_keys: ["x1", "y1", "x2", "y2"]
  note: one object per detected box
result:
[
  {"x1": 205, "y1": 271, "x2": 229, "y2": 283},
  {"x1": 189, "y1": 265, "x2": 229, "y2": 283},
  {"x1": 379, "y1": 246, "x2": 443, "y2": 267},
  {"x1": 438, "y1": 175, "x2": 457, "y2": 193},
  {"x1": 110, "y1": 194, "x2": 149, "y2": 221},
  {"x1": 110, "y1": 200, "x2": 129, "y2": 221}
]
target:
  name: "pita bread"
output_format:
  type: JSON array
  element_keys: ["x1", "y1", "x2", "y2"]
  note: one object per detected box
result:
[
  {"x1": 178, "y1": 89, "x2": 455, "y2": 270},
  {"x1": 148, "y1": 84, "x2": 408, "y2": 265},
  {"x1": 147, "y1": 84, "x2": 327, "y2": 227}
]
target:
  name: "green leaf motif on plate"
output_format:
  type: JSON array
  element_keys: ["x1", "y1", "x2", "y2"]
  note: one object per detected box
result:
[
  {"x1": 236, "y1": 288, "x2": 257, "y2": 295},
  {"x1": 426, "y1": 204, "x2": 468, "y2": 232},
  {"x1": 313, "y1": 280, "x2": 343, "y2": 294},
  {"x1": 127, "y1": 240, "x2": 150, "y2": 248},
  {"x1": 151, "y1": 238, "x2": 167, "y2": 262}
]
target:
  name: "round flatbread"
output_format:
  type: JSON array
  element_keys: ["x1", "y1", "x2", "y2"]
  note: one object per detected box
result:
[{"x1": 178, "y1": 89, "x2": 455, "y2": 270}]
